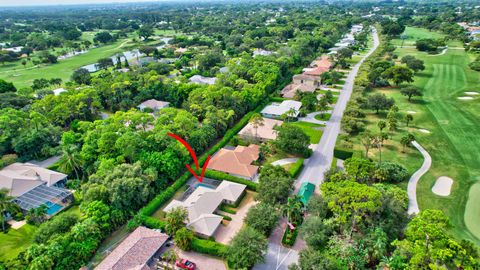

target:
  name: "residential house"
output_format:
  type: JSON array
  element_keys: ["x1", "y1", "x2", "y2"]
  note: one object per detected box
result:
[
  {"x1": 189, "y1": 75, "x2": 217, "y2": 85},
  {"x1": 280, "y1": 83, "x2": 316, "y2": 98},
  {"x1": 95, "y1": 226, "x2": 169, "y2": 270},
  {"x1": 0, "y1": 163, "x2": 71, "y2": 215},
  {"x1": 292, "y1": 74, "x2": 321, "y2": 88},
  {"x1": 253, "y1": 48, "x2": 274, "y2": 57},
  {"x1": 163, "y1": 180, "x2": 246, "y2": 237},
  {"x1": 207, "y1": 145, "x2": 260, "y2": 180},
  {"x1": 238, "y1": 117, "x2": 283, "y2": 141},
  {"x1": 137, "y1": 99, "x2": 170, "y2": 112},
  {"x1": 261, "y1": 100, "x2": 302, "y2": 119}
]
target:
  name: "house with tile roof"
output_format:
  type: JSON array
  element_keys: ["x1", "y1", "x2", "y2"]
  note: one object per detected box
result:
[
  {"x1": 0, "y1": 163, "x2": 71, "y2": 215},
  {"x1": 292, "y1": 74, "x2": 321, "y2": 88},
  {"x1": 261, "y1": 100, "x2": 302, "y2": 119},
  {"x1": 95, "y1": 226, "x2": 169, "y2": 270},
  {"x1": 163, "y1": 180, "x2": 246, "y2": 237},
  {"x1": 281, "y1": 83, "x2": 316, "y2": 98},
  {"x1": 238, "y1": 117, "x2": 283, "y2": 142},
  {"x1": 137, "y1": 99, "x2": 170, "y2": 112},
  {"x1": 207, "y1": 145, "x2": 260, "y2": 180}
]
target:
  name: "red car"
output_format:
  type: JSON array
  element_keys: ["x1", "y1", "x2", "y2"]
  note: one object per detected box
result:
[{"x1": 175, "y1": 259, "x2": 196, "y2": 270}]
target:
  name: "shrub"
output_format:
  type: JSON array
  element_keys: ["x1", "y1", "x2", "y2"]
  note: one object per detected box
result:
[
  {"x1": 220, "y1": 204, "x2": 237, "y2": 214},
  {"x1": 33, "y1": 213, "x2": 79, "y2": 243},
  {"x1": 191, "y1": 237, "x2": 228, "y2": 257},
  {"x1": 204, "y1": 170, "x2": 258, "y2": 191},
  {"x1": 333, "y1": 148, "x2": 353, "y2": 160},
  {"x1": 281, "y1": 227, "x2": 299, "y2": 247},
  {"x1": 289, "y1": 158, "x2": 304, "y2": 178},
  {"x1": 220, "y1": 214, "x2": 232, "y2": 221},
  {"x1": 141, "y1": 216, "x2": 166, "y2": 230},
  {"x1": 245, "y1": 202, "x2": 279, "y2": 236},
  {"x1": 374, "y1": 162, "x2": 409, "y2": 183}
]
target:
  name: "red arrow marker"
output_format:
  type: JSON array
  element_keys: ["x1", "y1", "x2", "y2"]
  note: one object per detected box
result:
[{"x1": 168, "y1": 133, "x2": 210, "y2": 182}]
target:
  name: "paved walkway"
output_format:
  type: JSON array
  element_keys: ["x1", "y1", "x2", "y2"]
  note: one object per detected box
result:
[
  {"x1": 271, "y1": 158, "x2": 299, "y2": 166},
  {"x1": 296, "y1": 28, "x2": 380, "y2": 189},
  {"x1": 214, "y1": 200, "x2": 257, "y2": 244},
  {"x1": 407, "y1": 141, "x2": 432, "y2": 215}
]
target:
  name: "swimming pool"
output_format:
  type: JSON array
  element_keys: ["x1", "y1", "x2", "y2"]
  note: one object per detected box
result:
[
  {"x1": 196, "y1": 183, "x2": 215, "y2": 189},
  {"x1": 45, "y1": 202, "x2": 63, "y2": 216}
]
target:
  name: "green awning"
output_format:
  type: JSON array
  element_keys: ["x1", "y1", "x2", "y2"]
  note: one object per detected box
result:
[{"x1": 297, "y1": 182, "x2": 315, "y2": 206}]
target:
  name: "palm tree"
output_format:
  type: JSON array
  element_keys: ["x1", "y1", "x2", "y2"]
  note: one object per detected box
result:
[
  {"x1": 58, "y1": 145, "x2": 84, "y2": 181},
  {"x1": 282, "y1": 196, "x2": 304, "y2": 226},
  {"x1": 0, "y1": 189, "x2": 14, "y2": 232},
  {"x1": 400, "y1": 133, "x2": 415, "y2": 153},
  {"x1": 161, "y1": 249, "x2": 178, "y2": 270},
  {"x1": 249, "y1": 113, "x2": 264, "y2": 140},
  {"x1": 27, "y1": 204, "x2": 47, "y2": 224}
]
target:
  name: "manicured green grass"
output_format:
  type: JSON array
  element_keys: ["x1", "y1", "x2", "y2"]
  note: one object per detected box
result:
[
  {"x1": 0, "y1": 38, "x2": 134, "y2": 89},
  {"x1": 391, "y1": 26, "x2": 446, "y2": 46},
  {"x1": 314, "y1": 113, "x2": 331, "y2": 121},
  {"x1": 289, "y1": 121, "x2": 324, "y2": 144},
  {"x1": 0, "y1": 224, "x2": 37, "y2": 261},
  {"x1": 341, "y1": 28, "x2": 480, "y2": 244}
]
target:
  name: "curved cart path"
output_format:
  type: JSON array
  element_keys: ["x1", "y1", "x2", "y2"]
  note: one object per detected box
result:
[{"x1": 407, "y1": 141, "x2": 432, "y2": 215}]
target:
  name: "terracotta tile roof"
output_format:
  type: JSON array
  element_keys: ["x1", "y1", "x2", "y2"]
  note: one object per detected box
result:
[
  {"x1": 312, "y1": 55, "x2": 333, "y2": 69},
  {"x1": 238, "y1": 117, "x2": 283, "y2": 140},
  {"x1": 303, "y1": 66, "x2": 329, "y2": 76},
  {"x1": 207, "y1": 145, "x2": 260, "y2": 178},
  {"x1": 293, "y1": 74, "x2": 319, "y2": 81},
  {"x1": 95, "y1": 226, "x2": 168, "y2": 270},
  {"x1": 281, "y1": 83, "x2": 316, "y2": 98}
]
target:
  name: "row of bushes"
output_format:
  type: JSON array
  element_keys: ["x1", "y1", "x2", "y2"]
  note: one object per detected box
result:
[
  {"x1": 219, "y1": 214, "x2": 232, "y2": 221},
  {"x1": 333, "y1": 148, "x2": 353, "y2": 160},
  {"x1": 204, "y1": 170, "x2": 258, "y2": 191},
  {"x1": 141, "y1": 216, "x2": 166, "y2": 230},
  {"x1": 289, "y1": 158, "x2": 305, "y2": 178},
  {"x1": 191, "y1": 237, "x2": 228, "y2": 257},
  {"x1": 220, "y1": 204, "x2": 237, "y2": 214},
  {"x1": 282, "y1": 227, "x2": 299, "y2": 247}
]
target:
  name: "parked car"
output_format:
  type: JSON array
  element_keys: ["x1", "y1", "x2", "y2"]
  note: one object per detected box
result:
[{"x1": 175, "y1": 259, "x2": 196, "y2": 270}]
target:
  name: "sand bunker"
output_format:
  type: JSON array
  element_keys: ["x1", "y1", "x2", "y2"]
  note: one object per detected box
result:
[
  {"x1": 458, "y1": 96, "x2": 474, "y2": 100},
  {"x1": 418, "y1": 129, "x2": 431, "y2": 134},
  {"x1": 407, "y1": 110, "x2": 417, "y2": 114},
  {"x1": 432, "y1": 176, "x2": 454, "y2": 196},
  {"x1": 465, "y1": 92, "x2": 479, "y2": 95}
]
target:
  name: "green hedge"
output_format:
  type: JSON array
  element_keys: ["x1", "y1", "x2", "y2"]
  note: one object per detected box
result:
[
  {"x1": 333, "y1": 148, "x2": 353, "y2": 160},
  {"x1": 141, "y1": 216, "x2": 166, "y2": 230},
  {"x1": 289, "y1": 158, "x2": 305, "y2": 178},
  {"x1": 191, "y1": 237, "x2": 228, "y2": 258},
  {"x1": 270, "y1": 96, "x2": 287, "y2": 102},
  {"x1": 138, "y1": 172, "x2": 191, "y2": 217},
  {"x1": 281, "y1": 227, "x2": 299, "y2": 247},
  {"x1": 220, "y1": 204, "x2": 237, "y2": 214},
  {"x1": 219, "y1": 214, "x2": 232, "y2": 221},
  {"x1": 204, "y1": 170, "x2": 258, "y2": 191}
]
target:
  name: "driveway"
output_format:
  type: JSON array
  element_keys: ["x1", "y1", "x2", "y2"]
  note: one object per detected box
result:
[
  {"x1": 296, "y1": 28, "x2": 380, "y2": 190},
  {"x1": 407, "y1": 141, "x2": 432, "y2": 215},
  {"x1": 253, "y1": 218, "x2": 305, "y2": 270},
  {"x1": 175, "y1": 247, "x2": 227, "y2": 270},
  {"x1": 214, "y1": 191, "x2": 257, "y2": 244}
]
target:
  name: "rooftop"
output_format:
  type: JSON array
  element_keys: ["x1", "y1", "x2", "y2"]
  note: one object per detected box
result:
[
  {"x1": 95, "y1": 226, "x2": 169, "y2": 270},
  {"x1": 189, "y1": 75, "x2": 217, "y2": 85},
  {"x1": 207, "y1": 145, "x2": 260, "y2": 179},
  {"x1": 281, "y1": 83, "x2": 316, "y2": 98},
  {"x1": 137, "y1": 99, "x2": 170, "y2": 110},
  {"x1": 0, "y1": 163, "x2": 68, "y2": 197},
  {"x1": 261, "y1": 100, "x2": 302, "y2": 117},
  {"x1": 238, "y1": 117, "x2": 283, "y2": 140},
  {"x1": 164, "y1": 180, "x2": 246, "y2": 237}
]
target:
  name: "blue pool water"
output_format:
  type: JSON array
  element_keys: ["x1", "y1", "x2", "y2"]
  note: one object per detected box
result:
[
  {"x1": 196, "y1": 183, "x2": 214, "y2": 189},
  {"x1": 45, "y1": 202, "x2": 63, "y2": 216}
]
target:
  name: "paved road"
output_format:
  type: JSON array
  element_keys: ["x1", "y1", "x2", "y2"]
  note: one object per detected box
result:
[
  {"x1": 407, "y1": 141, "x2": 432, "y2": 215},
  {"x1": 255, "y1": 28, "x2": 380, "y2": 270},
  {"x1": 296, "y1": 28, "x2": 380, "y2": 189}
]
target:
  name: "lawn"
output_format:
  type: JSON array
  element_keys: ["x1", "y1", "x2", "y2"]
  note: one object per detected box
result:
[
  {"x1": 314, "y1": 113, "x2": 331, "y2": 121},
  {"x1": 0, "y1": 224, "x2": 37, "y2": 261},
  {"x1": 339, "y1": 27, "x2": 480, "y2": 245},
  {"x1": 289, "y1": 121, "x2": 324, "y2": 144},
  {"x1": 390, "y1": 26, "x2": 463, "y2": 47},
  {"x1": 0, "y1": 37, "x2": 134, "y2": 89}
]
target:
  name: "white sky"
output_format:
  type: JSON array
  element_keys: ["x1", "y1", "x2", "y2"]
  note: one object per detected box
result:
[{"x1": 0, "y1": 0, "x2": 164, "y2": 7}]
